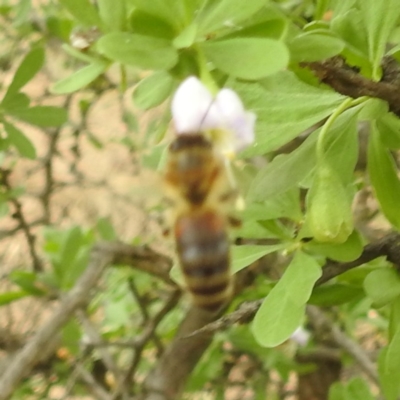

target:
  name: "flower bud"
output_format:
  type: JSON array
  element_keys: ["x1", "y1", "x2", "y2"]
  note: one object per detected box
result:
[{"x1": 306, "y1": 162, "x2": 353, "y2": 243}]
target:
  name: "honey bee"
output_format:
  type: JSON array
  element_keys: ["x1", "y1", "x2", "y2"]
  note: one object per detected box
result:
[{"x1": 164, "y1": 133, "x2": 240, "y2": 312}]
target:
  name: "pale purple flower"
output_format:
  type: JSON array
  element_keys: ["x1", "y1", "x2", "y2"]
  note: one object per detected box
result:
[
  {"x1": 171, "y1": 76, "x2": 256, "y2": 154},
  {"x1": 290, "y1": 326, "x2": 310, "y2": 347}
]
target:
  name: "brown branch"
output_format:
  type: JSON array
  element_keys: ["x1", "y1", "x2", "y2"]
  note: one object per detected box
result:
[
  {"x1": 106, "y1": 241, "x2": 176, "y2": 286},
  {"x1": 142, "y1": 306, "x2": 219, "y2": 400},
  {"x1": 188, "y1": 232, "x2": 400, "y2": 337},
  {"x1": 306, "y1": 306, "x2": 379, "y2": 384},
  {"x1": 302, "y1": 56, "x2": 400, "y2": 117},
  {"x1": 0, "y1": 168, "x2": 43, "y2": 272}
]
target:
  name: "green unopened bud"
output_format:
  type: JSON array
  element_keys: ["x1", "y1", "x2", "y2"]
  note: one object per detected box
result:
[{"x1": 306, "y1": 162, "x2": 353, "y2": 243}]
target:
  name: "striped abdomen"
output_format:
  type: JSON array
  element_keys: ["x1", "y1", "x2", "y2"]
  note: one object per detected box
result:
[{"x1": 174, "y1": 209, "x2": 232, "y2": 311}]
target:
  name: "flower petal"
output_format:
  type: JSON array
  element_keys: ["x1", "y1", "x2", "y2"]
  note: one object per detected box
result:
[{"x1": 171, "y1": 76, "x2": 214, "y2": 133}]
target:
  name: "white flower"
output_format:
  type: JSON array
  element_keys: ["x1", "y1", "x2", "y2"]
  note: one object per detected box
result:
[
  {"x1": 290, "y1": 326, "x2": 310, "y2": 347},
  {"x1": 171, "y1": 76, "x2": 256, "y2": 154}
]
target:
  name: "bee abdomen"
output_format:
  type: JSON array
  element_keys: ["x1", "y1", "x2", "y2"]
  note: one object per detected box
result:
[{"x1": 175, "y1": 210, "x2": 232, "y2": 311}]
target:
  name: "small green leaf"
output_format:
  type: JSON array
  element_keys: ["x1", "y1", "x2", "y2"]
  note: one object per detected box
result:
[
  {"x1": 3, "y1": 121, "x2": 36, "y2": 159},
  {"x1": 173, "y1": 23, "x2": 197, "y2": 48},
  {"x1": 368, "y1": 122, "x2": 400, "y2": 229},
  {"x1": 248, "y1": 131, "x2": 317, "y2": 201},
  {"x1": 389, "y1": 297, "x2": 400, "y2": 340},
  {"x1": 133, "y1": 71, "x2": 175, "y2": 110},
  {"x1": 2, "y1": 47, "x2": 44, "y2": 101},
  {"x1": 9, "y1": 270, "x2": 45, "y2": 296},
  {"x1": 377, "y1": 113, "x2": 400, "y2": 150},
  {"x1": 9, "y1": 106, "x2": 68, "y2": 127},
  {"x1": 309, "y1": 283, "x2": 364, "y2": 307},
  {"x1": 129, "y1": 0, "x2": 186, "y2": 30},
  {"x1": 51, "y1": 61, "x2": 108, "y2": 94},
  {"x1": 97, "y1": 33, "x2": 178, "y2": 70},
  {"x1": 97, "y1": 0, "x2": 126, "y2": 31},
  {"x1": 197, "y1": 0, "x2": 267, "y2": 36},
  {"x1": 232, "y1": 244, "x2": 287, "y2": 273},
  {"x1": 305, "y1": 230, "x2": 363, "y2": 262},
  {"x1": 0, "y1": 290, "x2": 29, "y2": 306},
  {"x1": 252, "y1": 251, "x2": 321, "y2": 347},
  {"x1": 130, "y1": 10, "x2": 175, "y2": 39},
  {"x1": 364, "y1": 268, "x2": 400, "y2": 307},
  {"x1": 329, "y1": 382, "x2": 347, "y2": 400},
  {"x1": 59, "y1": 0, "x2": 103, "y2": 27},
  {"x1": 202, "y1": 38, "x2": 289, "y2": 80},
  {"x1": 1, "y1": 92, "x2": 30, "y2": 111},
  {"x1": 230, "y1": 72, "x2": 345, "y2": 156},
  {"x1": 289, "y1": 32, "x2": 345, "y2": 62},
  {"x1": 331, "y1": 9, "x2": 369, "y2": 59},
  {"x1": 378, "y1": 348, "x2": 400, "y2": 400},
  {"x1": 358, "y1": 0, "x2": 400, "y2": 76},
  {"x1": 346, "y1": 377, "x2": 375, "y2": 400},
  {"x1": 386, "y1": 327, "x2": 400, "y2": 377},
  {"x1": 96, "y1": 217, "x2": 117, "y2": 240}
]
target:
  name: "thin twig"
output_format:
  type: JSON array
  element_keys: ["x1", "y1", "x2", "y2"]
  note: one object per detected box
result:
[
  {"x1": 0, "y1": 168, "x2": 43, "y2": 272},
  {"x1": 307, "y1": 306, "x2": 379, "y2": 384},
  {"x1": 111, "y1": 289, "x2": 181, "y2": 399}
]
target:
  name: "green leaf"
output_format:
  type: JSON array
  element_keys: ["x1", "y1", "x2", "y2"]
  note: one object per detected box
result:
[
  {"x1": 309, "y1": 283, "x2": 364, "y2": 307},
  {"x1": 321, "y1": 108, "x2": 359, "y2": 185},
  {"x1": 377, "y1": 113, "x2": 400, "y2": 150},
  {"x1": 331, "y1": 9, "x2": 369, "y2": 60},
  {"x1": 96, "y1": 217, "x2": 117, "y2": 241},
  {"x1": 173, "y1": 23, "x2": 197, "y2": 48},
  {"x1": 3, "y1": 121, "x2": 36, "y2": 159},
  {"x1": 346, "y1": 377, "x2": 375, "y2": 400},
  {"x1": 244, "y1": 188, "x2": 302, "y2": 222},
  {"x1": 386, "y1": 326, "x2": 400, "y2": 376},
  {"x1": 59, "y1": 0, "x2": 103, "y2": 27},
  {"x1": 0, "y1": 290, "x2": 29, "y2": 306},
  {"x1": 389, "y1": 296, "x2": 400, "y2": 340},
  {"x1": 51, "y1": 61, "x2": 108, "y2": 94},
  {"x1": 378, "y1": 348, "x2": 400, "y2": 400},
  {"x1": 1, "y1": 92, "x2": 30, "y2": 111},
  {"x1": 358, "y1": 0, "x2": 400, "y2": 75},
  {"x1": 230, "y1": 71, "x2": 345, "y2": 155},
  {"x1": 289, "y1": 32, "x2": 345, "y2": 62},
  {"x1": 9, "y1": 106, "x2": 68, "y2": 127},
  {"x1": 201, "y1": 38, "x2": 289, "y2": 80},
  {"x1": 2, "y1": 47, "x2": 44, "y2": 102},
  {"x1": 97, "y1": 0, "x2": 126, "y2": 31},
  {"x1": 9, "y1": 270, "x2": 45, "y2": 296},
  {"x1": 306, "y1": 230, "x2": 363, "y2": 262},
  {"x1": 368, "y1": 122, "x2": 400, "y2": 229},
  {"x1": 133, "y1": 71, "x2": 175, "y2": 110},
  {"x1": 225, "y1": 19, "x2": 287, "y2": 40},
  {"x1": 129, "y1": 0, "x2": 186, "y2": 29},
  {"x1": 329, "y1": 382, "x2": 347, "y2": 400},
  {"x1": 62, "y1": 320, "x2": 81, "y2": 355},
  {"x1": 364, "y1": 268, "x2": 400, "y2": 307},
  {"x1": 130, "y1": 10, "x2": 175, "y2": 39},
  {"x1": 197, "y1": 0, "x2": 267, "y2": 36},
  {"x1": 252, "y1": 251, "x2": 321, "y2": 347},
  {"x1": 97, "y1": 33, "x2": 178, "y2": 70},
  {"x1": 232, "y1": 244, "x2": 287, "y2": 273}
]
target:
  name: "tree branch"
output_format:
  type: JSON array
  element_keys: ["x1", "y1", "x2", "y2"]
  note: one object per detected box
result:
[{"x1": 302, "y1": 56, "x2": 400, "y2": 117}]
